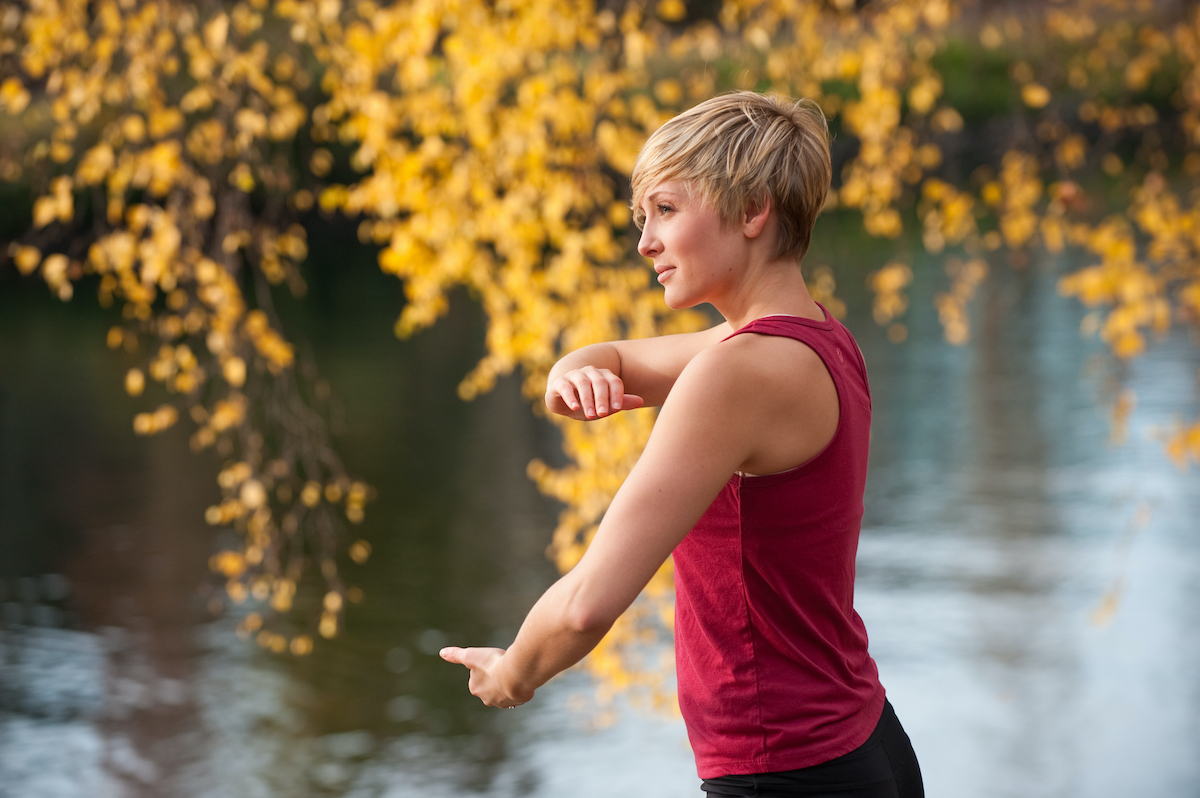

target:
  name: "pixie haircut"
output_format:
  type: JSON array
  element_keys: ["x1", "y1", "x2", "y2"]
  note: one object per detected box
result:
[{"x1": 631, "y1": 92, "x2": 831, "y2": 263}]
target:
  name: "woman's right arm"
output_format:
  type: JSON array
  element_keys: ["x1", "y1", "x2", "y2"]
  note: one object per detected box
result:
[{"x1": 545, "y1": 322, "x2": 732, "y2": 420}]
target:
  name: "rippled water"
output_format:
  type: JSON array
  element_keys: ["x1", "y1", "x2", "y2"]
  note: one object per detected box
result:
[{"x1": 2, "y1": 238, "x2": 1198, "y2": 797}]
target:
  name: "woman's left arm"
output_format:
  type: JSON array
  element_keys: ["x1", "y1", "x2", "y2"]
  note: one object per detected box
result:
[{"x1": 441, "y1": 345, "x2": 761, "y2": 706}]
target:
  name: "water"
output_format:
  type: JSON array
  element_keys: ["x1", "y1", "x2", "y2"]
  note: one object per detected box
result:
[{"x1": 1, "y1": 231, "x2": 1198, "y2": 797}]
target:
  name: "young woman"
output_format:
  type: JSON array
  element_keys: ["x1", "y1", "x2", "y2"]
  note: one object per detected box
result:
[{"x1": 442, "y1": 92, "x2": 924, "y2": 798}]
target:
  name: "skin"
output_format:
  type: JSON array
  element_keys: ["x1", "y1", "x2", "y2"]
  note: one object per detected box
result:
[{"x1": 441, "y1": 179, "x2": 840, "y2": 709}]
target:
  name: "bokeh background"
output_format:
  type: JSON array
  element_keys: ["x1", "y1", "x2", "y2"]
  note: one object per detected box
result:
[{"x1": 3, "y1": 1, "x2": 1200, "y2": 796}]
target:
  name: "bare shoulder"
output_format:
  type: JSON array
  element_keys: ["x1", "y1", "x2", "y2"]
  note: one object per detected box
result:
[
  {"x1": 669, "y1": 329, "x2": 839, "y2": 475},
  {"x1": 677, "y1": 329, "x2": 830, "y2": 398}
]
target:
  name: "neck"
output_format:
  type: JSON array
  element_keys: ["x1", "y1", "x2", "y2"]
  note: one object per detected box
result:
[{"x1": 715, "y1": 257, "x2": 824, "y2": 330}]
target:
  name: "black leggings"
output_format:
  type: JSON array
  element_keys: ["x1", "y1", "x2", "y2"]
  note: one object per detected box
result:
[{"x1": 700, "y1": 700, "x2": 924, "y2": 798}]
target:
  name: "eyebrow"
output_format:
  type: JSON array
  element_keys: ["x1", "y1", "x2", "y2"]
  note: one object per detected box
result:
[{"x1": 644, "y1": 189, "x2": 680, "y2": 205}]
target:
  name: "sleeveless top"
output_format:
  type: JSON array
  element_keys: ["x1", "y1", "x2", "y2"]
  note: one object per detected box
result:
[{"x1": 672, "y1": 306, "x2": 885, "y2": 779}]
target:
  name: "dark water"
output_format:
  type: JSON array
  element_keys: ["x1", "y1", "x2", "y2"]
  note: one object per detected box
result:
[{"x1": 1, "y1": 225, "x2": 1199, "y2": 797}]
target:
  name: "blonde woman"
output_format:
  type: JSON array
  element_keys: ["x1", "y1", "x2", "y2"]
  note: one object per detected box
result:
[{"x1": 443, "y1": 92, "x2": 923, "y2": 797}]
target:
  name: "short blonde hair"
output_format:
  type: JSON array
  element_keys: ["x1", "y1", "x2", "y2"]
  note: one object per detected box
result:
[{"x1": 631, "y1": 92, "x2": 831, "y2": 263}]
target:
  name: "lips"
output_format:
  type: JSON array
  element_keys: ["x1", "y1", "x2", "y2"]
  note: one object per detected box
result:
[{"x1": 655, "y1": 265, "x2": 675, "y2": 283}]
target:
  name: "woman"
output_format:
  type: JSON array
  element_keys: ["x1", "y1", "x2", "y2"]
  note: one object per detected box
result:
[{"x1": 441, "y1": 92, "x2": 923, "y2": 797}]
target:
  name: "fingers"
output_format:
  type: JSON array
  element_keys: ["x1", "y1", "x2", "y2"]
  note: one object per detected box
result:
[
  {"x1": 440, "y1": 646, "x2": 525, "y2": 708},
  {"x1": 439, "y1": 646, "x2": 500, "y2": 669},
  {"x1": 547, "y1": 368, "x2": 635, "y2": 420}
]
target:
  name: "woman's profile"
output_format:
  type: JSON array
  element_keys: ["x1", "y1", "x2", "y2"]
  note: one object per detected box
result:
[{"x1": 442, "y1": 91, "x2": 924, "y2": 798}]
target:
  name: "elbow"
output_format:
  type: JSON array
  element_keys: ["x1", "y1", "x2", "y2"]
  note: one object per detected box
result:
[{"x1": 562, "y1": 596, "x2": 617, "y2": 636}]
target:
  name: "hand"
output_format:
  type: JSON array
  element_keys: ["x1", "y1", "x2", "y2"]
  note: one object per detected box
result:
[
  {"x1": 439, "y1": 646, "x2": 533, "y2": 708},
  {"x1": 545, "y1": 366, "x2": 644, "y2": 421}
]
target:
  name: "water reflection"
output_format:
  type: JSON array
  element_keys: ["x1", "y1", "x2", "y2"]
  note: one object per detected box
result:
[{"x1": 2, "y1": 241, "x2": 1199, "y2": 797}]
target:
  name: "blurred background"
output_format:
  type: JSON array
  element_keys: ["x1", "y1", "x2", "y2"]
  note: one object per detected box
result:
[{"x1": 3, "y1": 1, "x2": 1200, "y2": 796}]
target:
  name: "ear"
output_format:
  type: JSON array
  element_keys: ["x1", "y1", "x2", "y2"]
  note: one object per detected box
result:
[{"x1": 742, "y1": 194, "x2": 772, "y2": 239}]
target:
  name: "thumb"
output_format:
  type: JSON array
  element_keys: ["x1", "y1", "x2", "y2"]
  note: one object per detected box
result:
[
  {"x1": 622, "y1": 393, "x2": 645, "y2": 410},
  {"x1": 441, "y1": 646, "x2": 503, "y2": 669}
]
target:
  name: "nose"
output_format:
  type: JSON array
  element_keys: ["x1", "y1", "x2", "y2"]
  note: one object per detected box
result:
[{"x1": 637, "y1": 222, "x2": 660, "y2": 259}]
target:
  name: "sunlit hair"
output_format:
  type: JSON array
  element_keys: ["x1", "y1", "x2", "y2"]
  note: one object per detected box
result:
[{"x1": 631, "y1": 92, "x2": 831, "y2": 263}]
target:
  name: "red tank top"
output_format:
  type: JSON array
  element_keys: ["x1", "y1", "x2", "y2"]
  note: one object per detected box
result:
[{"x1": 672, "y1": 307, "x2": 885, "y2": 779}]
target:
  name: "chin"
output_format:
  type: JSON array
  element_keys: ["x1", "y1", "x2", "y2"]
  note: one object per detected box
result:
[{"x1": 661, "y1": 286, "x2": 695, "y2": 310}]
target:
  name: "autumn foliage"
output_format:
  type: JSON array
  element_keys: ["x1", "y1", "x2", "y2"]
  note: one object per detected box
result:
[{"x1": 2, "y1": 0, "x2": 1200, "y2": 697}]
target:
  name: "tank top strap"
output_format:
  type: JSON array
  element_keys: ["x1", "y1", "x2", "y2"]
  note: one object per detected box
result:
[{"x1": 724, "y1": 304, "x2": 871, "y2": 409}]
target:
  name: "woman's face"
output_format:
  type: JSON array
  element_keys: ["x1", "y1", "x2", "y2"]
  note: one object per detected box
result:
[{"x1": 636, "y1": 180, "x2": 749, "y2": 310}]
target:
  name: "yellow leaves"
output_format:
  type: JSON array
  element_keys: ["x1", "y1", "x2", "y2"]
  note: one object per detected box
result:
[
  {"x1": 1058, "y1": 210, "x2": 1176, "y2": 361},
  {"x1": 244, "y1": 309, "x2": 295, "y2": 371},
  {"x1": 133, "y1": 404, "x2": 179, "y2": 435},
  {"x1": 345, "y1": 481, "x2": 368, "y2": 522},
  {"x1": 4, "y1": 0, "x2": 1197, "y2": 673},
  {"x1": 229, "y1": 162, "x2": 255, "y2": 192},
  {"x1": 211, "y1": 550, "x2": 247, "y2": 579},
  {"x1": 296, "y1": 480, "x2": 320, "y2": 507},
  {"x1": 204, "y1": 12, "x2": 229, "y2": 52},
  {"x1": 33, "y1": 176, "x2": 74, "y2": 228},
  {"x1": 180, "y1": 86, "x2": 214, "y2": 113},
  {"x1": 653, "y1": 78, "x2": 683, "y2": 107},
  {"x1": 1165, "y1": 419, "x2": 1200, "y2": 470},
  {"x1": 980, "y1": 150, "x2": 1045, "y2": 250},
  {"x1": 349, "y1": 539, "x2": 371, "y2": 563},
  {"x1": 310, "y1": 148, "x2": 334, "y2": 176},
  {"x1": 930, "y1": 107, "x2": 963, "y2": 134},
  {"x1": 1021, "y1": 83, "x2": 1052, "y2": 109},
  {"x1": 186, "y1": 119, "x2": 226, "y2": 164},
  {"x1": 40, "y1": 254, "x2": 73, "y2": 301},
  {"x1": 324, "y1": 481, "x2": 343, "y2": 503},
  {"x1": 656, "y1": 0, "x2": 687, "y2": 23},
  {"x1": 149, "y1": 106, "x2": 184, "y2": 139},
  {"x1": 271, "y1": 578, "x2": 296, "y2": 613},
  {"x1": 222, "y1": 356, "x2": 247, "y2": 387},
  {"x1": 921, "y1": 0, "x2": 952, "y2": 29},
  {"x1": 77, "y1": 143, "x2": 115, "y2": 185},
  {"x1": 209, "y1": 394, "x2": 247, "y2": 432},
  {"x1": 863, "y1": 208, "x2": 903, "y2": 238},
  {"x1": 805, "y1": 265, "x2": 847, "y2": 320},
  {"x1": 934, "y1": 257, "x2": 988, "y2": 345},
  {"x1": 0, "y1": 77, "x2": 31, "y2": 114},
  {"x1": 240, "y1": 479, "x2": 267, "y2": 509},
  {"x1": 1110, "y1": 389, "x2": 1137, "y2": 446},
  {"x1": 122, "y1": 114, "x2": 147, "y2": 144},
  {"x1": 0, "y1": 1, "x2": 376, "y2": 657},
  {"x1": 907, "y1": 74, "x2": 942, "y2": 115},
  {"x1": 10, "y1": 245, "x2": 42, "y2": 276},
  {"x1": 125, "y1": 368, "x2": 145, "y2": 396},
  {"x1": 1055, "y1": 134, "x2": 1088, "y2": 171},
  {"x1": 217, "y1": 462, "x2": 251, "y2": 490},
  {"x1": 231, "y1": 3, "x2": 263, "y2": 37},
  {"x1": 595, "y1": 120, "x2": 643, "y2": 175},
  {"x1": 234, "y1": 107, "x2": 267, "y2": 144},
  {"x1": 920, "y1": 178, "x2": 977, "y2": 254},
  {"x1": 867, "y1": 262, "x2": 913, "y2": 325},
  {"x1": 319, "y1": 612, "x2": 339, "y2": 638}
]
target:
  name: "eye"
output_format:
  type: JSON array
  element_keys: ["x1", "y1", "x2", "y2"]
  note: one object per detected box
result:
[{"x1": 657, "y1": 203, "x2": 674, "y2": 215}]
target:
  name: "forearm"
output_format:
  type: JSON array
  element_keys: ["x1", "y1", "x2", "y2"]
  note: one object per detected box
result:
[
  {"x1": 547, "y1": 342, "x2": 622, "y2": 384},
  {"x1": 493, "y1": 575, "x2": 612, "y2": 700},
  {"x1": 546, "y1": 325, "x2": 730, "y2": 413}
]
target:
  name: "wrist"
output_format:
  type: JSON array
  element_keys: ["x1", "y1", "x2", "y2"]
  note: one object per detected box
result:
[{"x1": 495, "y1": 651, "x2": 536, "y2": 703}]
